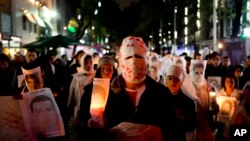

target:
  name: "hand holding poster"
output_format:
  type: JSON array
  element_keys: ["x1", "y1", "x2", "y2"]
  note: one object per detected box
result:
[
  {"x1": 21, "y1": 88, "x2": 65, "y2": 139},
  {"x1": 17, "y1": 75, "x2": 25, "y2": 88},
  {"x1": 216, "y1": 96, "x2": 236, "y2": 123},
  {"x1": 90, "y1": 78, "x2": 110, "y2": 119}
]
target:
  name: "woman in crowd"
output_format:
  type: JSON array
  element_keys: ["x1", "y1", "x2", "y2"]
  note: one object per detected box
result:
[
  {"x1": 67, "y1": 53, "x2": 96, "y2": 140},
  {"x1": 78, "y1": 56, "x2": 118, "y2": 141},
  {"x1": 217, "y1": 74, "x2": 241, "y2": 100},
  {"x1": 216, "y1": 73, "x2": 241, "y2": 141}
]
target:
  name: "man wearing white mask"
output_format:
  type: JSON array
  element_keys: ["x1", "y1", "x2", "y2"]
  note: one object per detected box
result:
[
  {"x1": 87, "y1": 36, "x2": 177, "y2": 141},
  {"x1": 189, "y1": 60, "x2": 219, "y2": 141}
]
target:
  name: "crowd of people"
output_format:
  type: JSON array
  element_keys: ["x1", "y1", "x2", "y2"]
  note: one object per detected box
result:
[{"x1": 0, "y1": 35, "x2": 250, "y2": 141}]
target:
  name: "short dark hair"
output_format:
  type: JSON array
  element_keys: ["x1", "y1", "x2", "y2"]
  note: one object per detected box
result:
[
  {"x1": 234, "y1": 64, "x2": 244, "y2": 72},
  {"x1": 0, "y1": 53, "x2": 11, "y2": 63},
  {"x1": 205, "y1": 54, "x2": 212, "y2": 60},
  {"x1": 30, "y1": 95, "x2": 54, "y2": 113},
  {"x1": 27, "y1": 48, "x2": 37, "y2": 54},
  {"x1": 221, "y1": 73, "x2": 237, "y2": 89},
  {"x1": 211, "y1": 52, "x2": 220, "y2": 59}
]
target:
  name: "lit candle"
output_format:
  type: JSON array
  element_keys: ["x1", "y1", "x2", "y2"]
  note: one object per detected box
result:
[
  {"x1": 209, "y1": 91, "x2": 216, "y2": 111},
  {"x1": 209, "y1": 92, "x2": 216, "y2": 101},
  {"x1": 90, "y1": 104, "x2": 104, "y2": 117},
  {"x1": 90, "y1": 93, "x2": 105, "y2": 117}
]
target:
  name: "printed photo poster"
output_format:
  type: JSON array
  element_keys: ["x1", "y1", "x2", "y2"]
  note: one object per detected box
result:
[
  {"x1": 21, "y1": 88, "x2": 65, "y2": 139},
  {"x1": 216, "y1": 96, "x2": 236, "y2": 123},
  {"x1": 207, "y1": 76, "x2": 222, "y2": 90},
  {"x1": 17, "y1": 74, "x2": 25, "y2": 88},
  {"x1": 90, "y1": 78, "x2": 110, "y2": 117},
  {"x1": 21, "y1": 66, "x2": 44, "y2": 92},
  {"x1": 0, "y1": 96, "x2": 28, "y2": 141}
]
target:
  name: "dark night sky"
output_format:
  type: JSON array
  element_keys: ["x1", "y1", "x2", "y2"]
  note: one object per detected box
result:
[
  {"x1": 65, "y1": 0, "x2": 136, "y2": 14},
  {"x1": 115, "y1": 0, "x2": 135, "y2": 10}
]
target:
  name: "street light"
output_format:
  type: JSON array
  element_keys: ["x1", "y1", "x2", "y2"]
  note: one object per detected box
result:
[
  {"x1": 173, "y1": 6, "x2": 177, "y2": 55},
  {"x1": 98, "y1": 1, "x2": 102, "y2": 7},
  {"x1": 94, "y1": 9, "x2": 98, "y2": 15},
  {"x1": 213, "y1": 0, "x2": 218, "y2": 52}
]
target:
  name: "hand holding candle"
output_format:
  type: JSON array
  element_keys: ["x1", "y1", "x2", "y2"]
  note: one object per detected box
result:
[
  {"x1": 209, "y1": 92, "x2": 216, "y2": 103},
  {"x1": 209, "y1": 91, "x2": 216, "y2": 111}
]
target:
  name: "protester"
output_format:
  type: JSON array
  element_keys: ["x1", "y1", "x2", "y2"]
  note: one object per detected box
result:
[
  {"x1": 205, "y1": 52, "x2": 223, "y2": 78},
  {"x1": 82, "y1": 36, "x2": 177, "y2": 141},
  {"x1": 67, "y1": 53, "x2": 96, "y2": 135},
  {"x1": 0, "y1": 53, "x2": 14, "y2": 96},
  {"x1": 189, "y1": 60, "x2": 219, "y2": 141},
  {"x1": 78, "y1": 56, "x2": 118, "y2": 141},
  {"x1": 216, "y1": 73, "x2": 241, "y2": 141},
  {"x1": 164, "y1": 65, "x2": 196, "y2": 141},
  {"x1": 25, "y1": 49, "x2": 38, "y2": 63}
]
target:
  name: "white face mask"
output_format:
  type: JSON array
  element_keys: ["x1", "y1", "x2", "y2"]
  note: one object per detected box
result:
[
  {"x1": 192, "y1": 67, "x2": 204, "y2": 84},
  {"x1": 121, "y1": 57, "x2": 147, "y2": 83}
]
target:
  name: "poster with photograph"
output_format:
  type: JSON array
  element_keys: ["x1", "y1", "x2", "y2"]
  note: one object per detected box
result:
[
  {"x1": 17, "y1": 74, "x2": 25, "y2": 88},
  {"x1": 20, "y1": 88, "x2": 65, "y2": 139},
  {"x1": 0, "y1": 96, "x2": 28, "y2": 141},
  {"x1": 21, "y1": 66, "x2": 44, "y2": 91},
  {"x1": 207, "y1": 76, "x2": 222, "y2": 90},
  {"x1": 216, "y1": 96, "x2": 236, "y2": 123},
  {"x1": 90, "y1": 78, "x2": 110, "y2": 117}
]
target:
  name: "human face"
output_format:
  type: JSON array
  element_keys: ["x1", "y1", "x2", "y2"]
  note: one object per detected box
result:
[
  {"x1": 195, "y1": 55, "x2": 202, "y2": 60},
  {"x1": 166, "y1": 75, "x2": 181, "y2": 94},
  {"x1": 101, "y1": 64, "x2": 114, "y2": 79},
  {"x1": 26, "y1": 77, "x2": 38, "y2": 91},
  {"x1": 84, "y1": 58, "x2": 93, "y2": 71},
  {"x1": 234, "y1": 68, "x2": 242, "y2": 78},
  {"x1": 0, "y1": 60, "x2": 8, "y2": 71},
  {"x1": 222, "y1": 58, "x2": 230, "y2": 67},
  {"x1": 32, "y1": 100, "x2": 58, "y2": 132},
  {"x1": 193, "y1": 67, "x2": 204, "y2": 83},
  {"x1": 225, "y1": 77, "x2": 235, "y2": 90},
  {"x1": 149, "y1": 67, "x2": 158, "y2": 81},
  {"x1": 25, "y1": 51, "x2": 37, "y2": 63},
  {"x1": 212, "y1": 55, "x2": 221, "y2": 67},
  {"x1": 246, "y1": 58, "x2": 250, "y2": 67}
]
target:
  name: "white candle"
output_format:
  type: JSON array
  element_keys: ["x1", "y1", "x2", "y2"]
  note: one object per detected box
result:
[{"x1": 210, "y1": 92, "x2": 216, "y2": 102}]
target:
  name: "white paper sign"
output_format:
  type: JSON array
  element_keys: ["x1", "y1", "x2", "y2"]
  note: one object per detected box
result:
[
  {"x1": 216, "y1": 96, "x2": 236, "y2": 123},
  {"x1": 21, "y1": 88, "x2": 65, "y2": 139}
]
